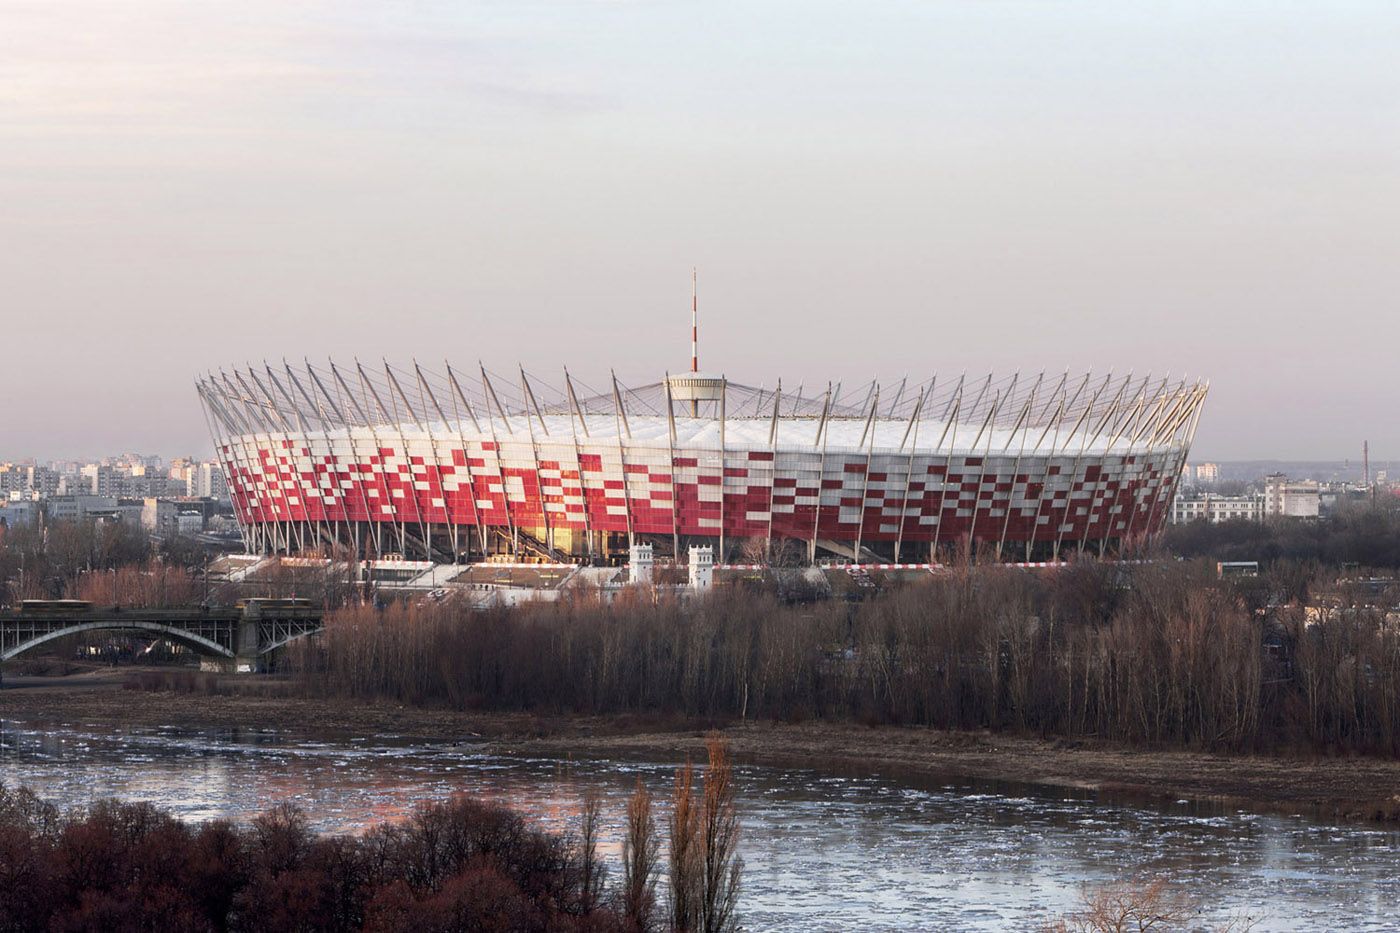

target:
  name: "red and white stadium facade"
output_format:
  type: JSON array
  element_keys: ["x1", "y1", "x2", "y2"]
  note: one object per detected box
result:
[{"x1": 197, "y1": 363, "x2": 1207, "y2": 564}]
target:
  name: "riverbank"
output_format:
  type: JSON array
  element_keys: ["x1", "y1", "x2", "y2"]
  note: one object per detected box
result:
[{"x1": 4, "y1": 669, "x2": 1398, "y2": 824}]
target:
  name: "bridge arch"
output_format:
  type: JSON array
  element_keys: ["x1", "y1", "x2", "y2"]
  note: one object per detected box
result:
[{"x1": 1, "y1": 621, "x2": 235, "y2": 663}]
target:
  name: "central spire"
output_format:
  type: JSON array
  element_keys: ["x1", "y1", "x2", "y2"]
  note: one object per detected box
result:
[{"x1": 669, "y1": 267, "x2": 724, "y2": 417}]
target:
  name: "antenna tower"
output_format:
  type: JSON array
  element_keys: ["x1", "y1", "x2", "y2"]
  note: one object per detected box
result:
[{"x1": 667, "y1": 267, "x2": 723, "y2": 418}]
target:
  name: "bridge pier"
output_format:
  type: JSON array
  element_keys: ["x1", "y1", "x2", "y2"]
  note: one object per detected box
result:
[{"x1": 234, "y1": 602, "x2": 262, "y2": 673}]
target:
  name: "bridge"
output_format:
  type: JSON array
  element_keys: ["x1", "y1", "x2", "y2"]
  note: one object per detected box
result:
[{"x1": 0, "y1": 601, "x2": 324, "y2": 673}]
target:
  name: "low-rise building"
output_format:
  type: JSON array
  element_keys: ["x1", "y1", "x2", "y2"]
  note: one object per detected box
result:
[
  {"x1": 1265, "y1": 473, "x2": 1321, "y2": 518},
  {"x1": 1171, "y1": 493, "x2": 1265, "y2": 524},
  {"x1": 0, "y1": 500, "x2": 40, "y2": 526},
  {"x1": 47, "y1": 495, "x2": 120, "y2": 522},
  {"x1": 141, "y1": 498, "x2": 180, "y2": 534}
]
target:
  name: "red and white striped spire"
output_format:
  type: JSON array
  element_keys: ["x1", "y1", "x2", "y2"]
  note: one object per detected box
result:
[{"x1": 691, "y1": 267, "x2": 698, "y2": 373}]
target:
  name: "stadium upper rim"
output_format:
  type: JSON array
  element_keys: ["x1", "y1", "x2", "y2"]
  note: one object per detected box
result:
[{"x1": 197, "y1": 361, "x2": 1208, "y2": 456}]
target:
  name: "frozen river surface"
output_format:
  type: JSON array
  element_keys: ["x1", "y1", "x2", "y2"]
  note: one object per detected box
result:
[{"x1": 2, "y1": 717, "x2": 1398, "y2": 930}]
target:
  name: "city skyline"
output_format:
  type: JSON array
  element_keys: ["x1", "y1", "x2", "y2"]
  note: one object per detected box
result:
[{"x1": 3, "y1": 2, "x2": 1396, "y2": 462}]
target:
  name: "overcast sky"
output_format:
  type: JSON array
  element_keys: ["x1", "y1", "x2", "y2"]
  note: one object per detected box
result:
[{"x1": 1, "y1": 1, "x2": 1394, "y2": 462}]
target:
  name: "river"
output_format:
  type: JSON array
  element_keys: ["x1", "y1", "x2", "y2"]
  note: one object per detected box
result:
[{"x1": 1, "y1": 717, "x2": 1397, "y2": 930}]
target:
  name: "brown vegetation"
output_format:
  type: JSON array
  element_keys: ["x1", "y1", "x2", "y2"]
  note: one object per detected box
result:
[
  {"x1": 287, "y1": 558, "x2": 1400, "y2": 757},
  {"x1": 0, "y1": 519, "x2": 151, "y2": 603},
  {"x1": 666, "y1": 734, "x2": 741, "y2": 933},
  {"x1": 0, "y1": 782, "x2": 635, "y2": 933},
  {"x1": 0, "y1": 518, "x2": 221, "y2": 604},
  {"x1": 698, "y1": 735, "x2": 741, "y2": 933},
  {"x1": 622, "y1": 779, "x2": 659, "y2": 931},
  {"x1": 71, "y1": 561, "x2": 205, "y2": 608},
  {"x1": 0, "y1": 729, "x2": 745, "y2": 933},
  {"x1": 1043, "y1": 876, "x2": 1257, "y2": 933},
  {"x1": 667, "y1": 758, "x2": 700, "y2": 933}
]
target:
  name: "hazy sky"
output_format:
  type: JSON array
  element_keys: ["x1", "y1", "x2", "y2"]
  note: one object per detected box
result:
[{"x1": 2, "y1": 1, "x2": 1395, "y2": 462}]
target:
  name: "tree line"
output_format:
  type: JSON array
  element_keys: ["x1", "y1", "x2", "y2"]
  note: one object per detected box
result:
[
  {"x1": 288, "y1": 558, "x2": 1400, "y2": 756},
  {"x1": 0, "y1": 519, "x2": 151, "y2": 603},
  {"x1": 0, "y1": 517, "x2": 218, "y2": 605},
  {"x1": 0, "y1": 735, "x2": 741, "y2": 933},
  {"x1": 1162, "y1": 495, "x2": 1400, "y2": 567}
]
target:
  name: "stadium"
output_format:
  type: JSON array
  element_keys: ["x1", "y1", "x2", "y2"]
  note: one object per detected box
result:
[{"x1": 196, "y1": 362, "x2": 1206, "y2": 565}]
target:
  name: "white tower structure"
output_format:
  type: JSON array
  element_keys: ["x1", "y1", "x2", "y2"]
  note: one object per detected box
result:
[
  {"x1": 629, "y1": 542, "x2": 654, "y2": 586},
  {"x1": 689, "y1": 545, "x2": 713, "y2": 591}
]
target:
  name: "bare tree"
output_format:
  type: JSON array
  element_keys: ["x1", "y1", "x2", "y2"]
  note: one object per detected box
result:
[
  {"x1": 578, "y1": 788, "x2": 604, "y2": 915},
  {"x1": 700, "y1": 733, "x2": 742, "y2": 933},
  {"x1": 623, "y1": 777, "x2": 659, "y2": 931},
  {"x1": 669, "y1": 760, "x2": 701, "y2": 932}
]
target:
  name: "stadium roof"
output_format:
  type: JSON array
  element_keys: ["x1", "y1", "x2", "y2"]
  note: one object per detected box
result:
[{"x1": 198, "y1": 361, "x2": 1208, "y2": 455}]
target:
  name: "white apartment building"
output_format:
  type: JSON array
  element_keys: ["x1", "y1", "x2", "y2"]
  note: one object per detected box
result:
[
  {"x1": 80, "y1": 464, "x2": 117, "y2": 497},
  {"x1": 1264, "y1": 473, "x2": 1321, "y2": 518},
  {"x1": 186, "y1": 461, "x2": 229, "y2": 500},
  {"x1": 0, "y1": 465, "x2": 58, "y2": 497},
  {"x1": 1171, "y1": 494, "x2": 1265, "y2": 524}
]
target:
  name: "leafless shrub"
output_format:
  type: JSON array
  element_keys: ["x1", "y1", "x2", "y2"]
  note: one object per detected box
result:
[{"x1": 1043, "y1": 875, "x2": 1258, "y2": 933}]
